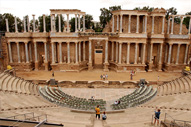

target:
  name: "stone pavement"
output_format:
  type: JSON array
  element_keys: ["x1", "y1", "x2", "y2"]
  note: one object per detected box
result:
[{"x1": 16, "y1": 70, "x2": 181, "y2": 82}]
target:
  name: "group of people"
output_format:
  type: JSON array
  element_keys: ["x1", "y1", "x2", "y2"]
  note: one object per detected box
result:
[
  {"x1": 100, "y1": 74, "x2": 108, "y2": 80},
  {"x1": 130, "y1": 70, "x2": 136, "y2": 80},
  {"x1": 95, "y1": 105, "x2": 107, "y2": 120}
]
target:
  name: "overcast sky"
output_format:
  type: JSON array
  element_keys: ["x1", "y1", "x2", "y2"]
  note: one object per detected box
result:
[{"x1": 0, "y1": 0, "x2": 191, "y2": 21}]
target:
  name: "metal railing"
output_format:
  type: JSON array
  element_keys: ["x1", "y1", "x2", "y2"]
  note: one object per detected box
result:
[
  {"x1": 6, "y1": 112, "x2": 35, "y2": 120},
  {"x1": 163, "y1": 113, "x2": 191, "y2": 127}
]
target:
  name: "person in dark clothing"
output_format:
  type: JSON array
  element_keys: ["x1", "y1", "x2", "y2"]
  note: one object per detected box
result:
[
  {"x1": 154, "y1": 109, "x2": 161, "y2": 126},
  {"x1": 52, "y1": 71, "x2": 54, "y2": 77}
]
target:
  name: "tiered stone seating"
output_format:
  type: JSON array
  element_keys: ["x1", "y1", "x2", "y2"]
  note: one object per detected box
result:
[
  {"x1": 158, "y1": 74, "x2": 191, "y2": 96},
  {"x1": 112, "y1": 86, "x2": 157, "y2": 110},
  {"x1": 39, "y1": 86, "x2": 106, "y2": 111}
]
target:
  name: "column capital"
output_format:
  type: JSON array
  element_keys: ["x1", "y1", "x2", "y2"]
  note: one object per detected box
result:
[
  {"x1": 7, "y1": 41, "x2": 11, "y2": 44},
  {"x1": 169, "y1": 43, "x2": 173, "y2": 46},
  {"x1": 43, "y1": 14, "x2": 45, "y2": 16},
  {"x1": 33, "y1": 41, "x2": 37, "y2": 44},
  {"x1": 75, "y1": 41, "x2": 78, "y2": 44},
  {"x1": 32, "y1": 14, "x2": 35, "y2": 16},
  {"x1": 50, "y1": 41, "x2": 55, "y2": 44},
  {"x1": 43, "y1": 41, "x2": 47, "y2": 44},
  {"x1": 66, "y1": 41, "x2": 70, "y2": 44},
  {"x1": 58, "y1": 41, "x2": 62, "y2": 44},
  {"x1": 24, "y1": 41, "x2": 28, "y2": 44},
  {"x1": 15, "y1": 41, "x2": 19, "y2": 44},
  {"x1": 119, "y1": 41, "x2": 123, "y2": 44}
]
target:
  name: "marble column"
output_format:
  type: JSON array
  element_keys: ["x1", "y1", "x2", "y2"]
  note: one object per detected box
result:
[
  {"x1": 25, "y1": 42, "x2": 29, "y2": 63},
  {"x1": 152, "y1": 16, "x2": 155, "y2": 34},
  {"x1": 75, "y1": 14, "x2": 78, "y2": 32},
  {"x1": 67, "y1": 42, "x2": 70, "y2": 63},
  {"x1": 179, "y1": 17, "x2": 184, "y2": 34},
  {"x1": 43, "y1": 14, "x2": 46, "y2": 32},
  {"x1": 171, "y1": 16, "x2": 174, "y2": 34},
  {"x1": 58, "y1": 42, "x2": 62, "y2": 63},
  {"x1": 184, "y1": 44, "x2": 189, "y2": 64},
  {"x1": 136, "y1": 15, "x2": 140, "y2": 33},
  {"x1": 167, "y1": 17, "x2": 170, "y2": 34},
  {"x1": 8, "y1": 42, "x2": 13, "y2": 63},
  {"x1": 167, "y1": 44, "x2": 172, "y2": 64},
  {"x1": 111, "y1": 41, "x2": 114, "y2": 61},
  {"x1": 112, "y1": 15, "x2": 114, "y2": 32},
  {"x1": 127, "y1": 43, "x2": 130, "y2": 64},
  {"x1": 115, "y1": 42, "x2": 118, "y2": 63},
  {"x1": 58, "y1": 14, "x2": 61, "y2": 32},
  {"x1": 14, "y1": 16, "x2": 18, "y2": 33},
  {"x1": 32, "y1": 15, "x2": 35, "y2": 32},
  {"x1": 27, "y1": 16, "x2": 30, "y2": 32},
  {"x1": 118, "y1": 42, "x2": 122, "y2": 64},
  {"x1": 144, "y1": 15, "x2": 147, "y2": 33},
  {"x1": 105, "y1": 40, "x2": 108, "y2": 63},
  {"x1": 75, "y1": 42, "x2": 78, "y2": 64},
  {"x1": 89, "y1": 40, "x2": 92, "y2": 63},
  {"x1": 43, "y1": 42, "x2": 47, "y2": 63},
  {"x1": 117, "y1": 15, "x2": 119, "y2": 32},
  {"x1": 5, "y1": 19, "x2": 9, "y2": 32},
  {"x1": 134, "y1": 43, "x2": 138, "y2": 64},
  {"x1": 67, "y1": 14, "x2": 70, "y2": 33},
  {"x1": 34, "y1": 42, "x2": 38, "y2": 62},
  {"x1": 164, "y1": 44, "x2": 168, "y2": 63},
  {"x1": 83, "y1": 41, "x2": 86, "y2": 61},
  {"x1": 188, "y1": 17, "x2": 191, "y2": 35},
  {"x1": 128, "y1": 15, "x2": 131, "y2": 33},
  {"x1": 51, "y1": 42, "x2": 55, "y2": 64},
  {"x1": 16, "y1": 42, "x2": 20, "y2": 63},
  {"x1": 120, "y1": 14, "x2": 123, "y2": 33},
  {"x1": 150, "y1": 43, "x2": 153, "y2": 63},
  {"x1": 83, "y1": 15, "x2": 85, "y2": 32},
  {"x1": 29, "y1": 43, "x2": 32, "y2": 62},
  {"x1": 79, "y1": 42, "x2": 81, "y2": 62},
  {"x1": 23, "y1": 17, "x2": 26, "y2": 32},
  {"x1": 142, "y1": 43, "x2": 146, "y2": 64},
  {"x1": 159, "y1": 43, "x2": 163, "y2": 64},
  {"x1": 78, "y1": 14, "x2": 80, "y2": 31},
  {"x1": 53, "y1": 14, "x2": 56, "y2": 32},
  {"x1": 176, "y1": 44, "x2": 180, "y2": 64},
  {"x1": 162, "y1": 16, "x2": 165, "y2": 34},
  {"x1": 50, "y1": 14, "x2": 53, "y2": 32}
]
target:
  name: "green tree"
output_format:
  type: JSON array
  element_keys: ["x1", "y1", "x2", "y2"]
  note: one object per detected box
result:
[
  {"x1": 38, "y1": 15, "x2": 52, "y2": 32},
  {"x1": 69, "y1": 17, "x2": 75, "y2": 32},
  {"x1": 99, "y1": 5, "x2": 121, "y2": 29},
  {"x1": 134, "y1": 6, "x2": 154, "y2": 12},
  {"x1": 83, "y1": 14, "x2": 93, "y2": 29},
  {"x1": 0, "y1": 13, "x2": 16, "y2": 32},
  {"x1": 166, "y1": 7, "x2": 180, "y2": 24},
  {"x1": 183, "y1": 12, "x2": 191, "y2": 29},
  {"x1": 55, "y1": 15, "x2": 64, "y2": 32}
]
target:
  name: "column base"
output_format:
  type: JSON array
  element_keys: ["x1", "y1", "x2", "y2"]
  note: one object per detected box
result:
[
  {"x1": 157, "y1": 64, "x2": 162, "y2": 71},
  {"x1": 87, "y1": 62, "x2": 93, "y2": 70},
  {"x1": 148, "y1": 62, "x2": 153, "y2": 72},
  {"x1": 44, "y1": 62, "x2": 49, "y2": 71},
  {"x1": 35, "y1": 62, "x2": 39, "y2": 71},
  {"x1": 103, "y1": 62, "x2": 109, "y2": 72}
]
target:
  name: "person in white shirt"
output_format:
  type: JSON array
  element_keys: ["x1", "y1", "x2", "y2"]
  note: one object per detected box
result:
[{"x1": 102, "y1": 111, "x2": 107, "y2": 120}]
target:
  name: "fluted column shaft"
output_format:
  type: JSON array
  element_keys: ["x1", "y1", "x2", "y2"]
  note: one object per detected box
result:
[
  {"x1": 188, "y1": 17, "x2": 191, "y2": 35},
  {"x1": 44, "y1": 42, "x2": 48, "y2": 62},
  {"x1": 111, "y1": 41, "x2": 114, "y2": 61},
  {"x1": 164, "y1": 44, "x2": 168, "y2": 63},
  {"x1": 5, "y1": 19, "x2": 9, "y2": 32},
  {"x1": 171, "y1": 16, "x2": 174, "y2": 34},
  {"x1": 83, "y1": 41, "x2": 86, "y2": 61},
  {"x1": 89, "y1": 40, "x2": 92, "y2": 63},
  {"x1": 23, "y1": 17, "x2": 26, "y2": 32},
  {"x1": 127, "y1": 43, "x2": 130, "y2": 64},
  {"x1": 168, "y1": 44, "x2": 172, "y2": 64},
  {"x1": 179, "y1": 17, "x2": 184, "y2": 34},
  {"x1": 59, "y1": 42, "x2": 62, "y2": 63},
  {"x1": 128, "y1": 15, "x2": 131, "y2": 33},
  {"x1": 14, "y1": 16, "x2": 18, "y2": 33},
  {"x1": 112, "y1": 15, "x2": 114, "y2": 32},
  {"x1": 176, "y1": 44, "x2": 180, "y2": 64},
  {"x1": 78, "y1": 14, "x2": 80, "y2": 31},
  {"x1": 117, "y1": 15, "x2": 119, "y2": 32},
  {"x1": 83, "y1": 15, "x2": 85, "y2": 32},
  {"x1": 32, "y1": 15, "x2": 35, "y2": 32},
  {"x1": 25, "y1": 42, "x2": 29, "y2": 63},
  {"x1": 150, "y1": 43, "x2": 153, "y2": 63},
  {"x1": 120, "y1": 15, "x2": 123, "y2": 33},
  {"x1": 51, "y1": 42, "x2": 55, "y2": 64},
  {"x1": 58, "y1": 14, "x2": 61, "y2": 32},
  {"x1": 75, "y1": 14, "x2": 78, "y2": 32},
  {"x1": 134, "y1": 43, "x2": 138, "y2": 64},
  {"x1": 184, "y1": 44, "x2": 189, "y2": 64},
  {"x1": 67, "y1": 42, "x2": 70, "y2": 63},
  {"x1": 75, "y1": 42, "x2": 78, "y2": 64},
  {"x1": 105, "y1": 40, "x2": 108, "y2": 63},
  {"x1": 8, "y1": 42, "x2": 12, "y2": 63},
  {"x1": 118, "y1": 42, "x2": 122, "y2": 64},
  {"x1": 115, "y1": 42, "x2": 118, "y2": 63},
  {"x1": 43, "y1": 14, "x2": 46, "y2": 32},
  {"x1": 162, "y1": 16, "x2": 165, "y2": 34},
  {"x1": 159, "y1": 43, "x2": 163, "y2": 64},
  {"x1": 16, "y1": 42, "x2": 20, "y2": 63},
  {"x1": 79, "y1": 42, "x2": 81, "y2": 62},
  {"x1": 142, "y1": 43, "x2": 146, "y2": 64},
  {"x1": 144, "y1": 15, "x2": 147, "y2": 33},
  {"x1": 167, "y1": 17, "x2": 170, "y2": 34},
  {"x1": 27, "y1": 16, "x2": 30, "y2": 32},
  {"x1": 67, "y1": 14, "x2": 70, "y2": 33}
]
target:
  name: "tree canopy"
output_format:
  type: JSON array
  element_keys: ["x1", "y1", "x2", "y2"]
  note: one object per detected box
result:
[{"x1": 133, "y1": 6, "x2": 154, "y2": 12}]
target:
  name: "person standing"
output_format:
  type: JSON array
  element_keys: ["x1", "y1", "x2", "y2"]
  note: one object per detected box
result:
[
  {"x1": 52, "y1": 71, "x2": 54, "y2": 77},
  {"x1": 130, "y1": 73, "x2": 133, "y2": 80},
  {"x1": 100, "y1": 74, "x2": 103, "y2": 80},
  {"x1": 103, "y1": 74, "x2": 105, "y2": 81},
  {"x1": 95, "y1": 105, "x2": 100, "y2": 120},
  {"x1": 105, "y1": 74, "x2": 108, "y2": 80},
  {"x1": 154, "y1": 108, "x2": 161, "y2": 126}
]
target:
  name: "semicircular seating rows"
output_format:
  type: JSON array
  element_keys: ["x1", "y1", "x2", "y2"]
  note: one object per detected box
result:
[
  {"x1": 0, "y1": 70, "x2": 57, "y2": 111},
  {"x1": 39, "y1": 86, "x2": 106, "y2": 111},
  {"x1": 111, "y1": 85, "x2": 157, "y2": 110},
  {"x1": 157, "y1": 74, "x2": 191, "y2": 96}
]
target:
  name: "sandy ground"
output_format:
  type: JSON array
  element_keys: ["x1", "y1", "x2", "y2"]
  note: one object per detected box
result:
[{"x1": 16, "y1": 70, "x2": 182, "y2": 81}]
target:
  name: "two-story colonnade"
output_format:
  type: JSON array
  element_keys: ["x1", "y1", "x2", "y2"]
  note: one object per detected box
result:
[{"x1": 3, "y1": 8, "x2": 191, "y2": 72}]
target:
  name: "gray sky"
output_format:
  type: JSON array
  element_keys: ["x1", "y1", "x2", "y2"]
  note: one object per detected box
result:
[{"x1": 0, "y1": 0, "x2": 191, "y2": 21}]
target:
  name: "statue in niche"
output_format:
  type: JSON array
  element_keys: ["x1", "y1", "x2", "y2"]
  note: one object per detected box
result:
[{"x1": 122, "y1": 56, "x2": 126, "y2": 63}]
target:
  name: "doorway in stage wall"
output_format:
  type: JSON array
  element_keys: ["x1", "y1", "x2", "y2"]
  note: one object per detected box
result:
[{"x1": 94, "y1": 41, "x2": 103, "y2": 70}]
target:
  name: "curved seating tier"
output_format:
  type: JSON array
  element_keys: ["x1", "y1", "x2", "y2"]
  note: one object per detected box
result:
[
  {"x1": 39, "y1": 86, "x2": 106, "y2": 111},
  {"x1": 158, "y1": 74, "x2": 191, "y2": 96},
  {"x1": 111, "y1": 85, "x2": 157, "y2": 110}
]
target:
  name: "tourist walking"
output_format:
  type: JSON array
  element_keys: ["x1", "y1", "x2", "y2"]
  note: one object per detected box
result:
[
  {"x1": 95, "y1": 105, "x2": 100, "y2": 120},
  {"x1": 100, "y1": 74, "x2": 103, "y2": 80},
  {"x1": 102, "y1": 111, "x2": 107, "y2": 120},
  {"x1": 52, "y1": 71, "x2": 54, "y2": 77},
  {"x1": 154, "y1": 108, "x2": 161, "y2": 126},
  {"x1": 103, "y1": 74, "x2": 105, "y2": 80},
  {"x1": 130, "y1": 73, "x2": 133, "y2": 80},
  {"x1": 105, "y1": 74, "x2": 108, "y2": 80}
]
